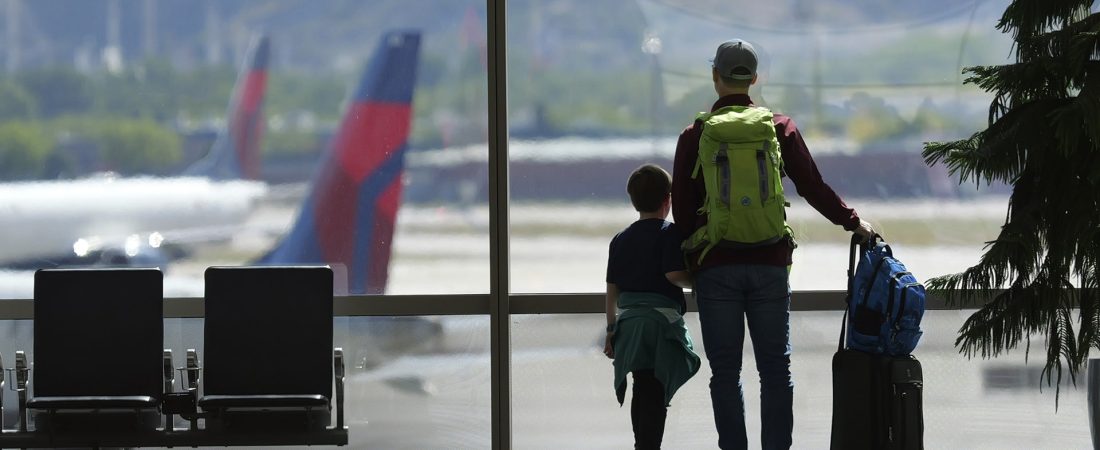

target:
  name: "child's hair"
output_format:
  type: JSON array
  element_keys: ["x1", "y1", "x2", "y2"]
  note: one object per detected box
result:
[{"x1": 626, "y1": 164, "x2": 672, "y2": 213}]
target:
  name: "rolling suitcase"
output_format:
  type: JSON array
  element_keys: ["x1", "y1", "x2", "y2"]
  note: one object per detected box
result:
[{"x1": 831, "y1": 235, "x2": 924, "y2": 450}]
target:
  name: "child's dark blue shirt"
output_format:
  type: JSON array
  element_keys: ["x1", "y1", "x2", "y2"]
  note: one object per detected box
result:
[{"x1": 606, "y1": 218, "x2": 687, "y2": 313}]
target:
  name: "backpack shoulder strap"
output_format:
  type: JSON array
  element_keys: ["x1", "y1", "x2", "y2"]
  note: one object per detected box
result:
[{"x1": 690, "y1": 113, "x2": 707, "y2": 179}]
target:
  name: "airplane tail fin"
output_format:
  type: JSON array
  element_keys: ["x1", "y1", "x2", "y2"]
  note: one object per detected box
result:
[
  {"x1": 259, "y1": 30, "x2": 421, "y2": 295},
  {"x1": 184, "y1": 34, "x2": 270, "y2": 180}
]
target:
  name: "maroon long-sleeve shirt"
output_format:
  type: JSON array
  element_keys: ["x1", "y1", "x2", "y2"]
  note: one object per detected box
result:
[{"x1": 671, "y1": 93, "x2": 860, "y2": 269}]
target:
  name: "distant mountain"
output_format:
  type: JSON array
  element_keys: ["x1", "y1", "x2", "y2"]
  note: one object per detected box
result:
[
  {"x1": 6, "y1": 0, "x2": 652, "y2": 74},
  {"x1": 645, "y1": 0, "x2": 1003, "y2": 32},
  {"x1": 10, "y1": 0, "x2": 1001, "y2": 74}
]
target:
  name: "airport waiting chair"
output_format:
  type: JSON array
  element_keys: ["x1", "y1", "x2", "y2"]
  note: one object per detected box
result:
[
  {"x1": 198, "y1": 266, "x2": 343, "y2": 433},
  {"x1": 27, "y1": 268, "x2": 166, "y2": 433}
]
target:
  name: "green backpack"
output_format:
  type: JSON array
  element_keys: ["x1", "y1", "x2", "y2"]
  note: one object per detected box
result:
[{"x1": 684, "y1": 105, "x2": 790, "y2": 262}]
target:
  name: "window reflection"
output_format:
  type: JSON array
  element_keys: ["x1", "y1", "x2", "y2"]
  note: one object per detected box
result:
[
  {"x1": 512, "y1": 312, "x2": 1089, "y2": 448},
  {"x1": 164, "y1": 316, "x2": 491, "y2": 448},
  {"x1": 0, "y1": 315, "x2": 490, "y2": 447},
  {"x1": 336, "y1": 316, "x2": 491, "y2": 448}
]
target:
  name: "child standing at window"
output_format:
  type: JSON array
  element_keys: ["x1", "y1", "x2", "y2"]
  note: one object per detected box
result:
[{"x1": 605, "y1": 163, "x2": 701, "y2": 449}]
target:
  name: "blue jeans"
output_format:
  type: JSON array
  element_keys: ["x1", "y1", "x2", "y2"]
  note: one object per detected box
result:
[{"x1": 695, "y1": 264, "x2": 793, "y2": 450}]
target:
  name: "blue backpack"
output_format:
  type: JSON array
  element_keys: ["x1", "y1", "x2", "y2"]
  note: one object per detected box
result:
[{"x1": 844, "y1": 234, "x2": 925, "y2": 356}]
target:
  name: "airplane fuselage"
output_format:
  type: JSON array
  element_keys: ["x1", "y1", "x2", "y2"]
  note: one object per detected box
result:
[{"x1": 0, "y1": 175, "x2": 266, "y2": 266}]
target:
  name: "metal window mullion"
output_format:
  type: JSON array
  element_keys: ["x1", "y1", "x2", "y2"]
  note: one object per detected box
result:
[{"x1": 486, "y1": 0, "x2": 511, "y2": 448}]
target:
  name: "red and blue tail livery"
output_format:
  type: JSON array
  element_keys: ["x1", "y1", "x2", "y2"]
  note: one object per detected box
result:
[
  {"x1": 185, "y1": 34, "x2": 270, "y2": 181},
  {"x1": 261, "y1": 30, "x2": 421, "y2": 295}
]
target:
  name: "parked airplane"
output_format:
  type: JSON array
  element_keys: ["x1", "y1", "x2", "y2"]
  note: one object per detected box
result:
[
  {"x1": 184, "y1": 35, "x2": 270, "y2": 181},
  {"x1": 0, "y1": 34, "x2": 272, "y2": 269},
  {"x1": 2, "y1": 29, "x2": 432, "y2": 385},
  {"x1": 255, "y1": 30, "x2": 438, "y2": 376},
  {"x1": 260, "y1": 30, "x2": 420, "y2": 296}
]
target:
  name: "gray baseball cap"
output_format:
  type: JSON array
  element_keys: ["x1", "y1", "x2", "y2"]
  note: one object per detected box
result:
[{"x1": 711, "y1": 39, "x2": 758, "y2": 80}]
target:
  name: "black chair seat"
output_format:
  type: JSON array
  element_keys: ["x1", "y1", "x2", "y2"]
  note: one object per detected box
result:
[
  {"x1": 28, "y1": 395, "x2": 158, "y2": 410},
  {"x1": 200, "y1": 266, "x2": 337, "y2": 433},
  {"x1": 30, "y1": 268, "x2": 166, "y2": 433},
  {"x1": 28, "y1": 395, "x2": 162, "y2": 433},
  {"x1": 199, "y1": 395, "x2": 332, "y2": 432},
  {"x1": 199, "y1": 394, "x2": 329, "y2": 409}
]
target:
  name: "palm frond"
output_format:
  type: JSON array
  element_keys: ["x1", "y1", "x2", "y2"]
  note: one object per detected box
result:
[
  {"x1": 1017, "y1": 12, "x2": 1100, "y2": 68},
  {"x1": 923, "y1": 98, "x2": 1074, "y2": 186},
  {"x1": 925, "y1": 0, "x2": 1098, "y2": 405},
  {"x1": 998, "y1": 1, "x2": 1093, "y2": 48}
]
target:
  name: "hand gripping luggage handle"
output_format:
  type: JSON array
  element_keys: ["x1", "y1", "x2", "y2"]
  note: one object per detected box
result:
[
  {"x1": 846, "y1": 232, "x2": 883, "y2": 280},
  {"x1": 839, "y1": 232, "x2": 884, "y2": 352}
]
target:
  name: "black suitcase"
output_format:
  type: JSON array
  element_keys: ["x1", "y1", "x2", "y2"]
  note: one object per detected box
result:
[{"x1": 831, "y1": 235, "x2": 924, "y2": 450}]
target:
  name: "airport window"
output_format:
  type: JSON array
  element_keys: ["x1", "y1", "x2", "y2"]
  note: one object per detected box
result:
[
  {"x1": 506, "y1": 0, "x2": 1015, "y2": 294},
  {"x1": 0, "y1": 0, "x2": 1093, "y2": 448},
  {"x1": 0, "y1": 1, "x2": 491, "y2": 298},
  {"x1": 0, "y1": 0, "x2": 493, "y2": 447},
  {"x1": 505, "y1": 0, "x2": 1088, "y2": 448}
]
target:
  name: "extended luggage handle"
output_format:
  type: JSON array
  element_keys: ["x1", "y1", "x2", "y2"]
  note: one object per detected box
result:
[
  {"x1": 846, "y1": 232, "x2": 887, "y2": 282},
  {"x1": 840, "y1": 233, "x2": 885, "y2": 352}
]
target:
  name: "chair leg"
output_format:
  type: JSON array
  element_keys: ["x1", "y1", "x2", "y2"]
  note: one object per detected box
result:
[
  {"x1": 334, "y1": 348, "x2": 345, "y2": 430},
  {"x1": 0, "y1": 351, "x2": 5, "y2": 432}
]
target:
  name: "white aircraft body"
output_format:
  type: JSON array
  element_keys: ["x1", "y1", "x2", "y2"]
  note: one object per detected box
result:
[
  {"x1": 0, "y1": 35, "x2": 272, "y2": 269},
  {"x1": 0, "y1": 176, "x2": 266, "y2": 266}
]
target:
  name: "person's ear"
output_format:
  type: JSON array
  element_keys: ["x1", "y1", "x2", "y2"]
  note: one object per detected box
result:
[{"x1": 750, "y1": 74, "x2": 758, "y2": 86}]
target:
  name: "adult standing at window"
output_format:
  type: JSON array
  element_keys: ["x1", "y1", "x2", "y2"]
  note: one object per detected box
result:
[{"x1": 671, "y1": 38, "x2": 874, "y2": 450}]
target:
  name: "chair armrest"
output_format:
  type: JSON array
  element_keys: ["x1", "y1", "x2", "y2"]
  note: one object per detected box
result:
[
  {"x1": 185, "y1": 349, "x2": 201, "y2": 392},
  {"x1": 163, "y1": 349, "x2": 174, "y2": 431},
  {"x1": 163, "y1": 349, "x2": 175, "y2": 393},
  {"x1": 15, "y1": 351, "x2": 28, "y2": 432},
  {"x1": 183, "y1": 348, "x2": 201, "y2": 431},
  {"x1": 14, "y1": 351, "x2": 27, "y2": 391},
  {"x1": 334, "y1": 348, "x2": 344, "y2": 430}
]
